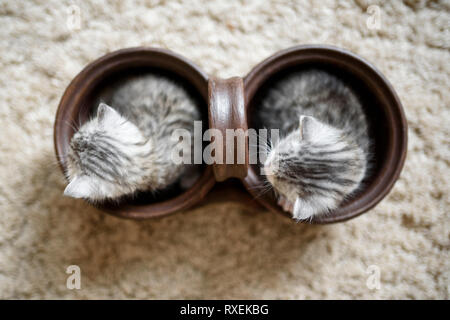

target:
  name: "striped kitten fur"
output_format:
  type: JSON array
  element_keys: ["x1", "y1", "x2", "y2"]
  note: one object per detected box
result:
[
  {"x1": 257, "y1": 69, "x2": 370, "y2": 220},
  {"x1": 64, "y1": 74, "x2": 201, "y2": 201}
]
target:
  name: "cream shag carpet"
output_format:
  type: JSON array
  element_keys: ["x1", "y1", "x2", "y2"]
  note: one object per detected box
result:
[{"x1": 0, "y1": 0, "x2": 448, "y2": 299}]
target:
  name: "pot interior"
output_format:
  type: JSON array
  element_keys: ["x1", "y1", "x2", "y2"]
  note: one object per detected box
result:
[
  {"x1": 245, "y1": 54, "x2": 405, "y2": 223},
  {"x1": 55, "y1": 49, "x2": 215, "y2": 218}
]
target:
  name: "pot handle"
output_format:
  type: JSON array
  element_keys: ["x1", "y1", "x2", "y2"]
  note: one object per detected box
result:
[{"x1": 207, "y1": 77, "x2": 249, "y2": 182}]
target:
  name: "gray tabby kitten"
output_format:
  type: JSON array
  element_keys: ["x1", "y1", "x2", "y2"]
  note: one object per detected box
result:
[
  {"x1": 257, "y1": 69, "x2": 370, "y2": 220},
  {"x1": 64, "y1": 74, "x2": 201, "y2": 201}
]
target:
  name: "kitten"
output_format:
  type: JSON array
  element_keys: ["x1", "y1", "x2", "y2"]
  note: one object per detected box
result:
[
  {"x1": 256, "y1": 70, "x2": 370, "y2": 220},
  {"x1": 64, "y1": 74, "x2": 201, "y2": 202}
]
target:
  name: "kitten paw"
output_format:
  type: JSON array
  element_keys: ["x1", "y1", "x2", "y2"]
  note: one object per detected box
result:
[
  {"x1": 277, "y1": 195, "x2": 294, "y2": 212},
  {"x1": 293, "y1": 198, "x2": 315, "y2": 220}
]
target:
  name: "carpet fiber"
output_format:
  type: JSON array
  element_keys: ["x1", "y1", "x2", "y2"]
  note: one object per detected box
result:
[{"x1": 0, "y1": 0, "x2": 448, "y2": 299}]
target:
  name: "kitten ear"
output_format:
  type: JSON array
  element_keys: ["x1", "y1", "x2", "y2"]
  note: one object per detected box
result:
[
  {"x1": 64, "y1": 176, "x2": 93, "y2": 199},
  {"x1": 97, "y1": 102, "x2": 119, "y2": 123},
  {"x1": 293, "y1": 197, "x2": 315, "y2": 220},
  {"x1": 299, "y1": 115, "x2": 319, "y2": 141}
]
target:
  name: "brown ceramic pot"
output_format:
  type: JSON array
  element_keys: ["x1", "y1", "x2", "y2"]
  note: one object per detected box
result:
[
  {"x1": 54, "y1": 47, "x2": 216, "y2": 219},
  {"x1": 243, "y1": 45, "x2": 408, "y2": 223},
  {"x1": 54, "y1": 45, "x2": 407, "y2": 223}
]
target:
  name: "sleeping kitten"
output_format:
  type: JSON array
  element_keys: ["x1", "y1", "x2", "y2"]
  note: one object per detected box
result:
[
  {"x1": 256, "y1": 70, "x2": 370, "y2": 220},
  {"x1": 64, "y1": 74, "x2": 201, "y2": 201}
]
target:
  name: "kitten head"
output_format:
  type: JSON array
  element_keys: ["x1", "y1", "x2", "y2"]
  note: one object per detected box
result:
[
  {"x1": 64, "y1": 103, "x2": 152, "y2": 201},
  {"x1": 264, "y1": 115, "x2": 367, "y2": 220}
]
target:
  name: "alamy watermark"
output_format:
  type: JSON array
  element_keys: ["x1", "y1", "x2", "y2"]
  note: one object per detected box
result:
[
  {"x1": 66, "y1": 265, "x2": 81, "y2": 290},
  {"x1": 170, "y1": 121, "x2": 280, "y2": 174},
  {"x1": 366, "y1": 5, "x2": 381, "y2": 30},
  {"x1": 366, "y1": 265, "x2": 381, "y2": 290},
  {"x1": 66, "y1": 3, "x2": 82, "y2": 32}
]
